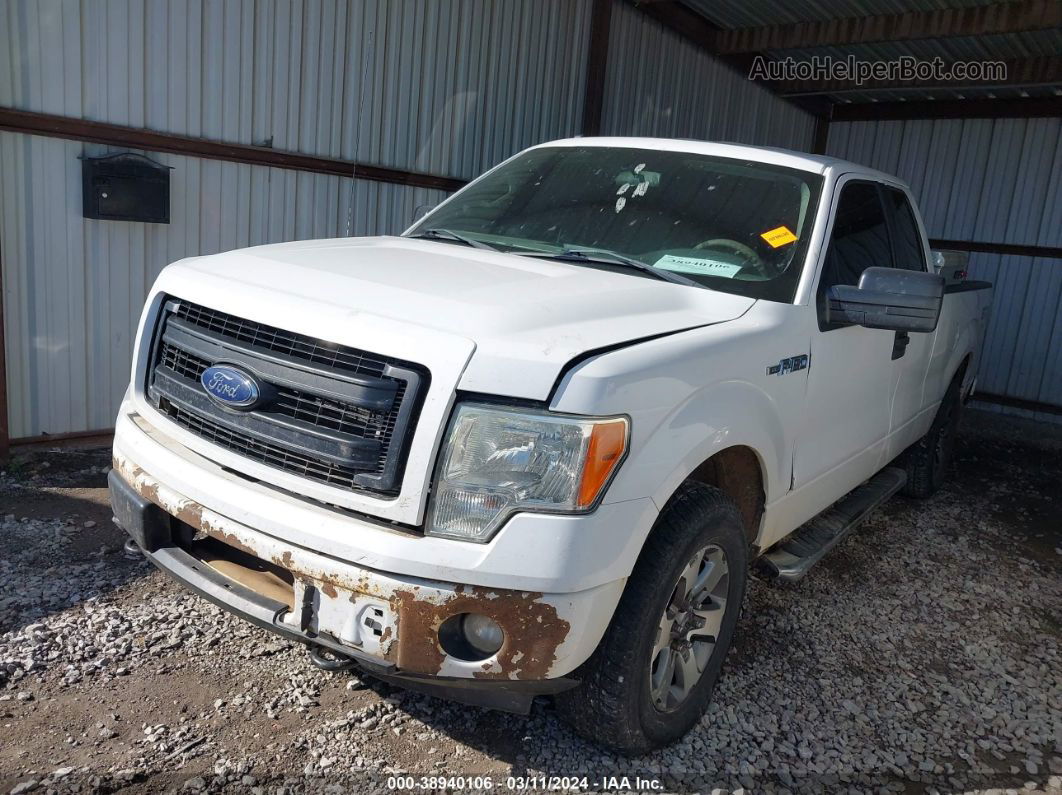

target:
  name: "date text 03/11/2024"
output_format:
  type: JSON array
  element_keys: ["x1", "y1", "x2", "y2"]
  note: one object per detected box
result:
[{"x1": 386, "y1": 776, "x2": 664, "y2": 791}]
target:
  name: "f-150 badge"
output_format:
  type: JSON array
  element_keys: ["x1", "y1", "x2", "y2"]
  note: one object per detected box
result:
[{"x1": 767, "y1": 354, "x2": 809, "y2": 376}]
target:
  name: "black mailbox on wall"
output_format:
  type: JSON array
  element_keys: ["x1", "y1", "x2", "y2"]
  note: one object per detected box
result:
[{"x1": 81, "y1": 152, "x2": 171, "y2": 223}]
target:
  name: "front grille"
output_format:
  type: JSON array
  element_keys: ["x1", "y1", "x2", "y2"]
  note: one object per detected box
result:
[
  {"x1": 160, "y1": 342, "x2": 404, "y2": 448},
  {"x1": 147, "y1": 298, "x2": 427, "y2": 494},
  {"x1": 158, "y1": 398, "x2": 368, "y2": 488},
  {"x1": 175, "y1": 302, "x2": 393, "y2": 378}
]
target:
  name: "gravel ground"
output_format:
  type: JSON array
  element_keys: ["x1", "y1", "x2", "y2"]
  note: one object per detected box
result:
[{"x1": 1, "y1": 409, "x2": 1059, "y2": 794}]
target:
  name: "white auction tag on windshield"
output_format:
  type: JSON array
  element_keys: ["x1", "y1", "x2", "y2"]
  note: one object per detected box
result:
[{"x1": 655, "y1": 254, "x2": 743, "y2": 278}]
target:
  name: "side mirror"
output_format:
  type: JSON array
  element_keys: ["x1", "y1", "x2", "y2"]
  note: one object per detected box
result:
[{"x1": 826, "y1": 266, "x2": 944, "y2": 333}]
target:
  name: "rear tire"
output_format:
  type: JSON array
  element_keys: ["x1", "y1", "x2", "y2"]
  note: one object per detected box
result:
[
  {"x1": 556, "y1": 482, "x2": 747, "y2": 755},
  {"x1": 901, "y1": 373, "x2": 963, "y2": 499}
]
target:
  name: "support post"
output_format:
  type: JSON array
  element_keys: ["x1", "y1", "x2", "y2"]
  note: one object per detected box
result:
[
  {"x1": 0, "y1": 226, "x2": 8, "y2": 464},
  {"x1": 812, "y1": 113, "x2": 831, "y2": 155},
  {"x1": 582, "y1": 0, "x2": 613, "y2": 136}
]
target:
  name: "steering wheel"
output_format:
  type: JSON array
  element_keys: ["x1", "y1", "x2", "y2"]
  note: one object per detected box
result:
[{"x1": 693, "y1": 238, "x2": 760, "y2": 263}]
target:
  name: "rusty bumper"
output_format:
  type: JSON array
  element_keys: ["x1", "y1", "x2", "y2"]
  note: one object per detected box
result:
[{"x1": 109, "y1": 451, "x2": 590, "y2": 701}]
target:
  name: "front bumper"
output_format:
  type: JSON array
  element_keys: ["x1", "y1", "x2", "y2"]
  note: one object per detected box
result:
[
  {"x1": 110, "y1": 470, "x2": 572, "y2": 713},
  {"x1": 109, "y1": 415, "x2": 627, "y2": 709}
]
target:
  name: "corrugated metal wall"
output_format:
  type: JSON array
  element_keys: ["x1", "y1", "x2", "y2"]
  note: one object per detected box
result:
[
  {"x1": 826, "y1": 118, "x2": 1062, "y2": 420},
  {"x1": 1, "y1": 0, "x2": 822, "y2": 438},
  {"x1": 1, "y1": 0, "x2": 592, "y2": 179},
  {"x1": 0, "y1": 132, "x2": 450, "y2": 436},
  {"x1": 0, "y1": 0, "x2": 593, "y2": 438},
  {"x1": 601, "y1": 1, "x2": 817, "y2": 150}
]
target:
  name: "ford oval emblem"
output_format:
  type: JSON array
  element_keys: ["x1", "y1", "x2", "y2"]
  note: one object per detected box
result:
[{"x1": 200, "y1": 365, "x2": 260, "y2": 409}]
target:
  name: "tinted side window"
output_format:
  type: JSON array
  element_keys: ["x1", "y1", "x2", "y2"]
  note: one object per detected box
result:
[
  {"x1": 818, "y1": 182, "x2": 891, "y2": 297},
  {"x1": 884, "y1": 188, "x2": 927, "y2": 272}
]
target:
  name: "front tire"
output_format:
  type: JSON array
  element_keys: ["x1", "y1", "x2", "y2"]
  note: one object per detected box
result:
[{"x1": 556, "y1": 482, "x2": 748, "y2": 754}]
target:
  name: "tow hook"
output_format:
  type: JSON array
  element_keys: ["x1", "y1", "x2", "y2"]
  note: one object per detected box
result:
[
  {"x1": 122, "y1": 538, "x2": 143, "y2": 560},
  {"x1": 307, "y1": 645, "x2": 357, "y2": 672}
]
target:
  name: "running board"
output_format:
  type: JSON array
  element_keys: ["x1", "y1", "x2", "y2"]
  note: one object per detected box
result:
[{"x1": 762, "y1": 467, "x2": 907, "y2": 582}]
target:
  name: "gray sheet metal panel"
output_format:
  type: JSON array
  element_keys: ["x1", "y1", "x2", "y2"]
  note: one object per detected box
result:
[
  {"x1": 1, "y1": 0, "x2": 592, "y2": 180},
  {"x1": 600, "y1": 1, "x2": 817, "y2": 150},
  {"x1": 0, "y1": 131, "x2": 444, "y2": 438},
  {"x1": 347, "y1": 0, "x2": 591, "y2": 179},
  {"x1": 0, "y1": 0, "x2": 586, "y2": 437},
  {"x1": 826, "y1": 117, "x2": 1062, "y2": 418}
]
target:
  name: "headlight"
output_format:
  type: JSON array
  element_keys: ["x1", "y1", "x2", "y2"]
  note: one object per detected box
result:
[{"x1": 427, "y1": 403, "x2": 629, "y2": 542}]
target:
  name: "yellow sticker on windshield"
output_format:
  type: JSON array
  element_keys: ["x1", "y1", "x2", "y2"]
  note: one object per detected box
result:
[{"x1": 761, "y1": 225, "x2": 797, "y2": 248}]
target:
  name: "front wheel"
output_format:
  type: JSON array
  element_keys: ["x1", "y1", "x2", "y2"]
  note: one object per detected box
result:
[{"x1": 556, "y1": 482, "x2": 748, "y2": 754}]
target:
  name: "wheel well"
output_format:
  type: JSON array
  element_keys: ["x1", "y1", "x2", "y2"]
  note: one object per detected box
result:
[
  {"x1": 954, "y1": 354, "x2": 971, "y2": 396},
  {"x1": 686, "y1": 446, "x2": 764, "y2": 544}
]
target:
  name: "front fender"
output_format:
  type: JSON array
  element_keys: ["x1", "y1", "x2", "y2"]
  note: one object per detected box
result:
[
  {"x1": 552, "y1": 329, "x2": 799, "y2": 556},
  {"x1": 552, "y1": 306, "x2": 810, "y2": 563},
  {"x1": 639, "y1": 379, "x2": 784, "y2": 514}
]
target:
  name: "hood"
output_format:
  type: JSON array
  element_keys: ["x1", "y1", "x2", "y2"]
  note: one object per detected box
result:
[{"x1": 162, "y1": 236, "x2": 755, "y2": 399}]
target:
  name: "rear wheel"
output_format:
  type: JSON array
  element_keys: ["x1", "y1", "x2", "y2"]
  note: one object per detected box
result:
[
  {"x1": 902, "y1": 373, "x2": 963, "y2": 498},
  {"x1": 556, "y1": 482, "x2": 747, "y2": 754}
]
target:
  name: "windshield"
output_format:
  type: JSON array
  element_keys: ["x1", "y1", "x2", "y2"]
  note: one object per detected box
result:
[{"x1": 407, "y1": 146, "x2": 823, "y2": 302}]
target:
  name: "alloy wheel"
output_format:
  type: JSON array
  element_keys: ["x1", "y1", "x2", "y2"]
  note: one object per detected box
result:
[{"x1": 649, "y1": 544, "x2": 730, "y2": 712}]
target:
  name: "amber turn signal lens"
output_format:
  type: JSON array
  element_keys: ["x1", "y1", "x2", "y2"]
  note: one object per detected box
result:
[{"x1": 576, "y1": 419, "x2": 629, "y2": 508}]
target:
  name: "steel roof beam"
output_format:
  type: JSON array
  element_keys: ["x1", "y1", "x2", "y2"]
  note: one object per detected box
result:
[
  {"x1": 774, "y1": 55, "x2": 1062, "y2": 97},
  {"x1": 707, "y1": 0, "x2": 1061, "y2": 54},
  {"x1": 830, "y1": 96, "x2": 1061, "y2": 120}
]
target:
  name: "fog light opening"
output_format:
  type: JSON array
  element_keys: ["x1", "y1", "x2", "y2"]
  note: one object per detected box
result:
[{"x1": 438, "y1": 613, "x2": 505, "y2": 662}]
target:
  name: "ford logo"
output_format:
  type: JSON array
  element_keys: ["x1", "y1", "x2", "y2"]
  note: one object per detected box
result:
[{"x1": 200, "y1": 365, "x2": 261, "y2": 409}]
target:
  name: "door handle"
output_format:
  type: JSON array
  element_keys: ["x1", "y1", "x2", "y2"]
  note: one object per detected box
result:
[{"x1": 891, "y1": 331, "x2": 910, "y2": 360}]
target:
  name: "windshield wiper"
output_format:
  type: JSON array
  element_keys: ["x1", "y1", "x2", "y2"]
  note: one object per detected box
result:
[
  {"x1": 406, "y1": 228, "x2": 500, "y2": 251},
  {"x1": 521, "y1": 247, "x2": 701, "y2": 288}
]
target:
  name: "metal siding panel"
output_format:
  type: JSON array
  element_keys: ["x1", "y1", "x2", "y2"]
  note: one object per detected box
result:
[
  {"x1": 940, "y1": 119, "x2": 992, "y2": 241},
  {"x1": 1006, "y1": 257, "x2": 1062, "y2": 402},
  {"x1": 869, "y1": 120, "x2": 904, "y2": 177},
  {"x1": 356, "y1": 0, "x2": 591, "y2": 179},
  {"x1": 1039, "y1": 280, "x2": 1062, "y2": 407},
  {"x1": 830, "y1": 116, "x2": 1062, "y2": 418},
  {"x1": 1037, "y1": 122, "x2": 1062, "y2": 249},
  {"x1": 973, "y1": 119, "x2": 1026, "y2": 244},
  {"x1": 981, "y1": 255, "x2": 1033, "y2": 397},
  {"x1": 917, "y1": 120, "x2": 965, "y2": 235},
  {"x1": 0, "y1": 131, "x2": 26, "y2": 436},
  {"x1": 10, "y1": 0, "x2": 1054, "y2": 436},
  {"x1": 600, "y1": 1, "x2": 816, "y2": 151},
  {"x1": 893, "y1": 120, "x2": 933, "y2": 199},
  {"x1": 0, "y1": 129, "x2": 443, "y2": 437},
  {"x1": 1007, "y1": 118, "x2": 1061, "y2": 248},
  {"x1": 145, "y1": 0, "x2": 168, "y2": 131},
  {"x1": 0, "y1": 2, "x2": 13, "y2": 107}
]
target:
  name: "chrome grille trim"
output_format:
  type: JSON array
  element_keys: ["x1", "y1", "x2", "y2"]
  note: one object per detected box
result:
[{"x1": 146, "y1": 298, "x2": 427, "y2": 494}]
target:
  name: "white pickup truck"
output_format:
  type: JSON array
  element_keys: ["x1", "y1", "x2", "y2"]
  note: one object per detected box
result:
[{"x1": 110, "y1": 138, "x2": 992, "y2": 753}]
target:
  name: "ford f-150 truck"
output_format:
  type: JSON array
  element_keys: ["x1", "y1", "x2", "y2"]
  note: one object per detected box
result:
[{"x1": 109, "y1": 138, "x2": 992, "y2": 753}]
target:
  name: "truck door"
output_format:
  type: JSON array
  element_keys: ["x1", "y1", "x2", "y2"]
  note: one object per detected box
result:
[
  {"x1": 793, "y1": 178, "x2": 895, "y2": 491},
  {"x1": 881, "y1": 186, "x2": 936, "y2": 457}
]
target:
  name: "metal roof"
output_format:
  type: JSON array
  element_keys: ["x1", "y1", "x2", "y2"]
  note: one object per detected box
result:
[
  {"x1": 684, "y1": 0, "x2": 1014, "y2": 30},
  {"x1": 680, "y1": 0, "x2": 1062, "y2": 108}
]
